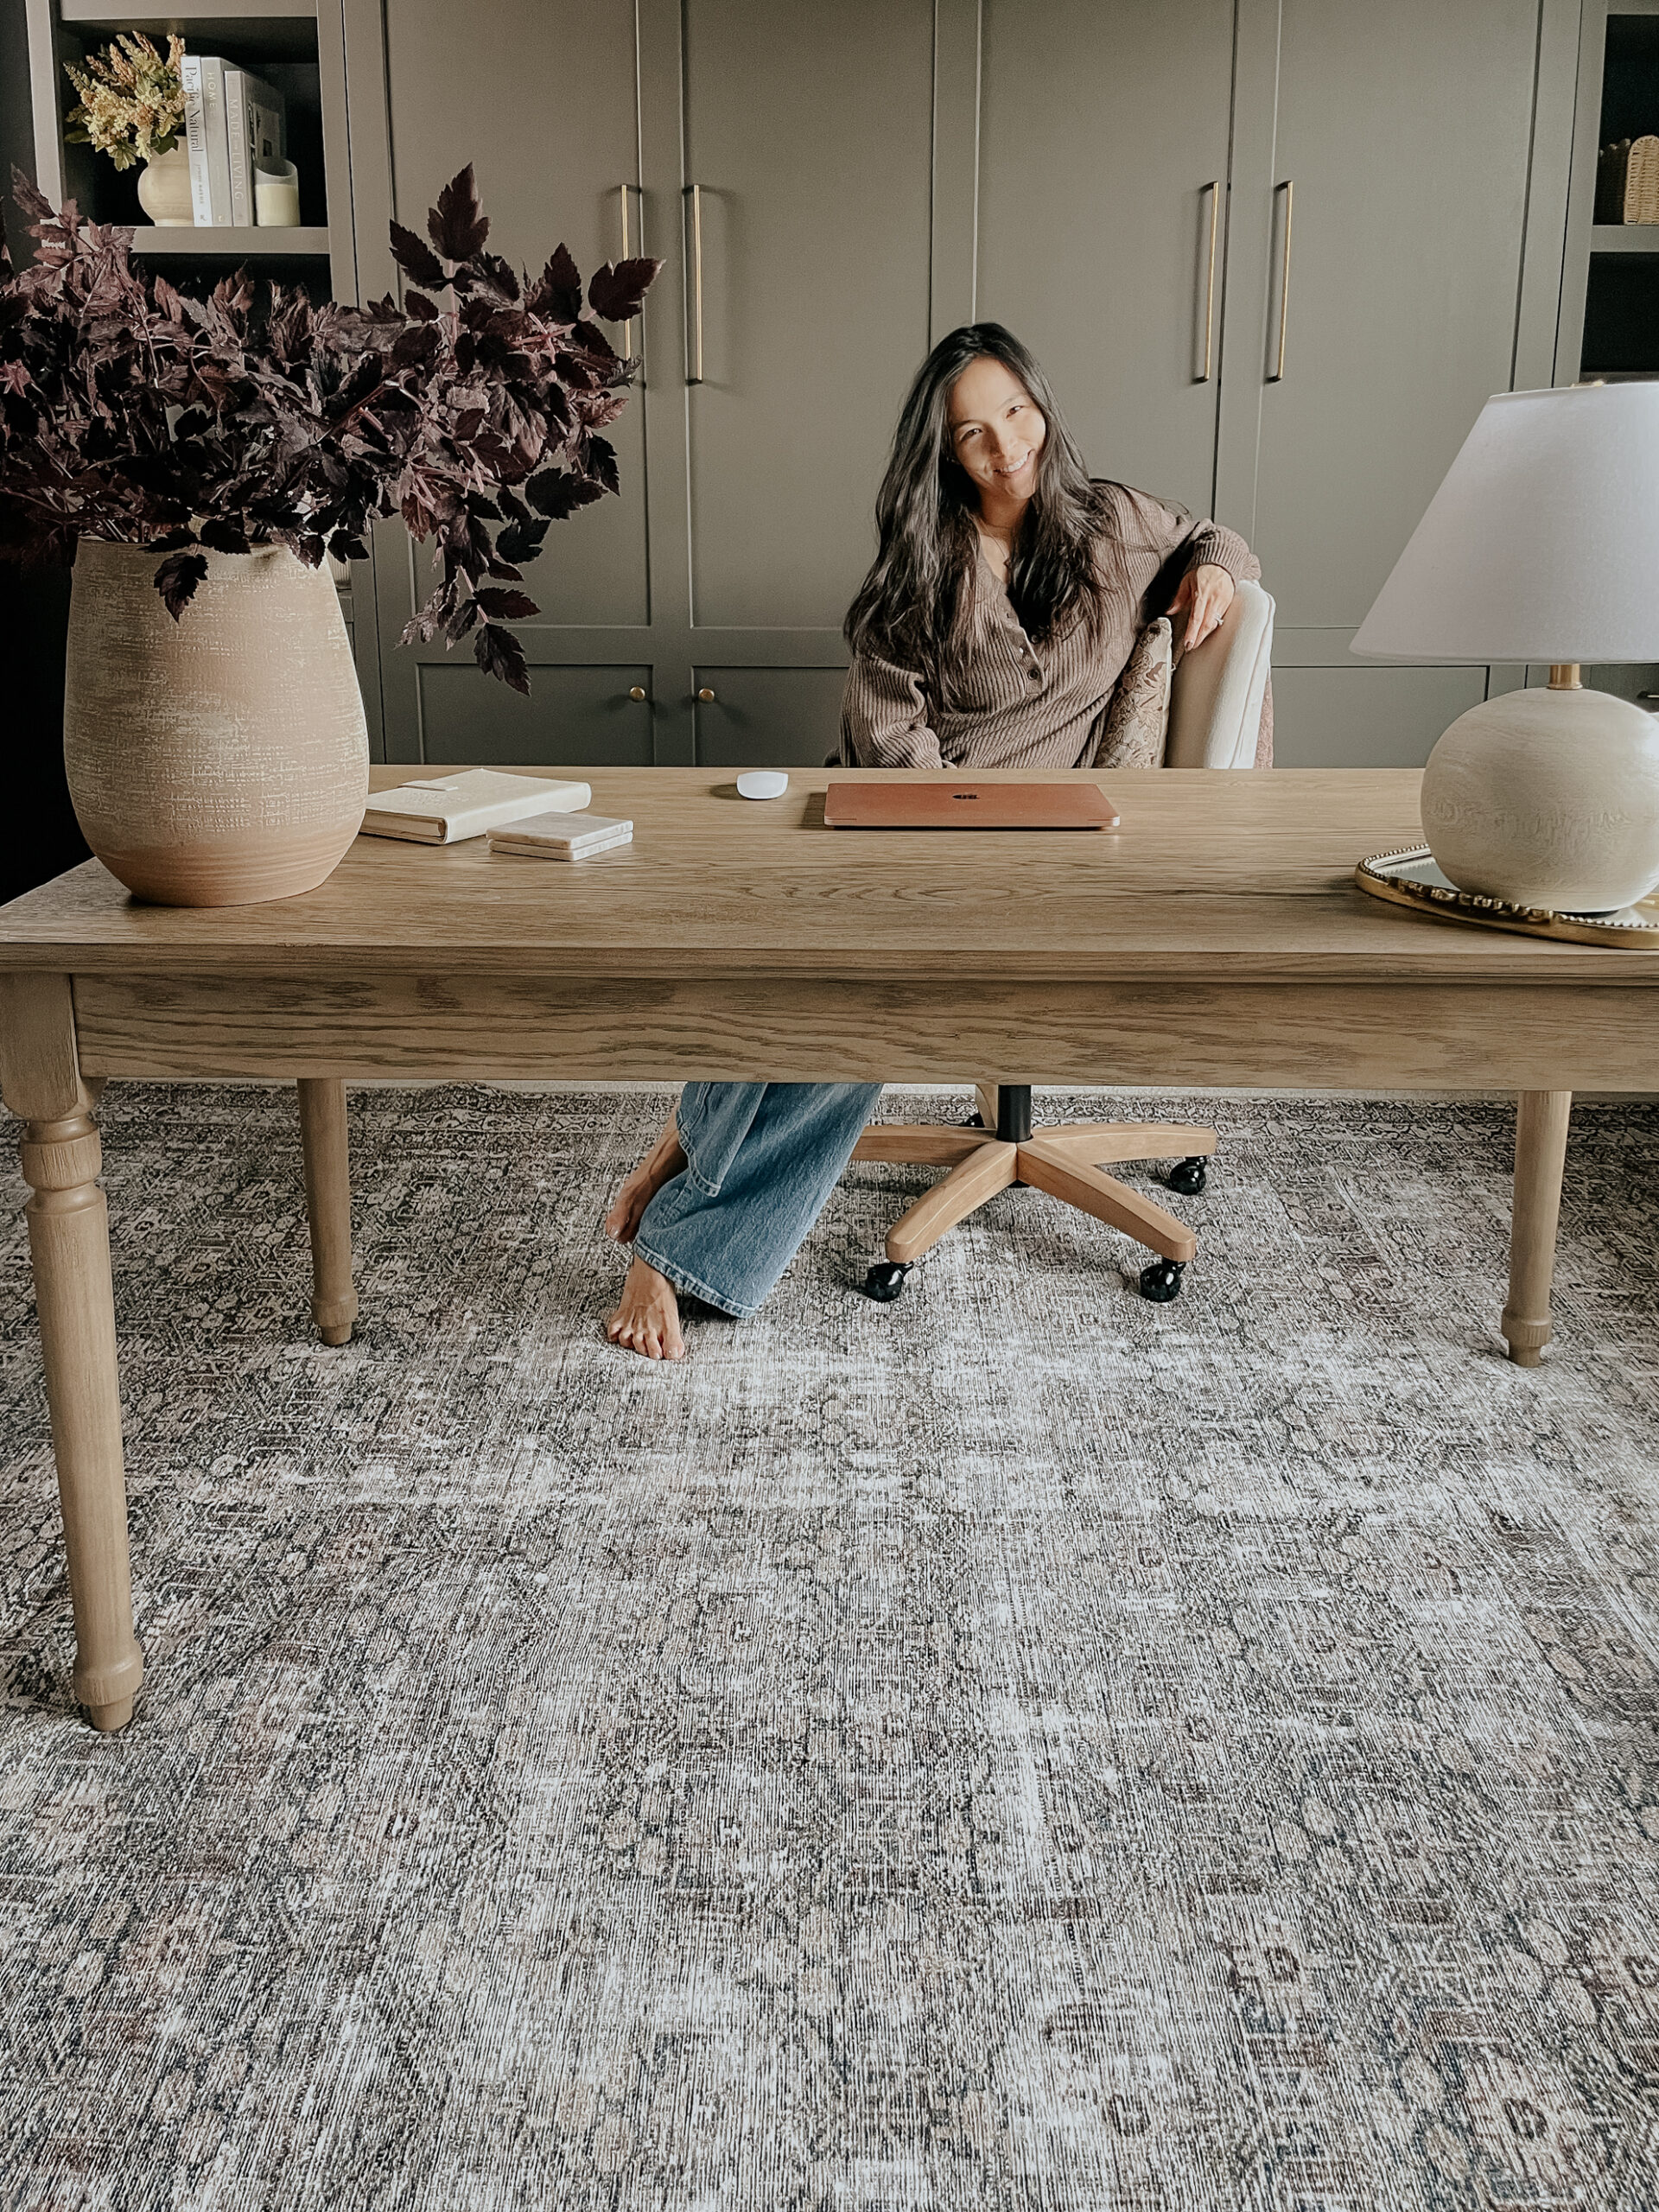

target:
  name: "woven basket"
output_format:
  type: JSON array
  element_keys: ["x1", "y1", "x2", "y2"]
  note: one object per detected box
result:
[{"x1": 1627, "y1": 134, "x2": 1659, "y2": 224}]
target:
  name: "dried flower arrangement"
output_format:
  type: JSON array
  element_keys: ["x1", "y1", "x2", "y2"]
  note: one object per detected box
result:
[
  {"x1": 0, "y1": 164, "x2": 659, "y2": 690},
  {"x1": 63, "y1": 32, "x2": 188, "y2": 170}
]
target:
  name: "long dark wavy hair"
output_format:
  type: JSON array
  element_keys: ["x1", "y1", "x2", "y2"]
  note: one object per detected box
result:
[{"x1": 844, "y1": 322, "x2": 1129, "y2": 703}]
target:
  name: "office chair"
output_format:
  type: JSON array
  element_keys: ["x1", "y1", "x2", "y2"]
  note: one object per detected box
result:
[{"x1": 856, "y1": 578, "x2": 1274, "y2": 1306}]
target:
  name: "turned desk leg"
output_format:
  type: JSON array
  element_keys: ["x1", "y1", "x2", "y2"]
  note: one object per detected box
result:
[
  {"x1": 297, "y1": 1078, "x2": 357, "y2": 1345},
  {"x1": 1503, "y1": 1090, "x2": 1572, "y2": 1368},
  {"x1": 1, "y1": 976, "x2": 143, "y2": 1731}
]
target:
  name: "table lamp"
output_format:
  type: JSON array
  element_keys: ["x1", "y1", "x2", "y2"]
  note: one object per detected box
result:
[{"x1": 1351, "y1": 383, "x2": 1659, "y2": 912}]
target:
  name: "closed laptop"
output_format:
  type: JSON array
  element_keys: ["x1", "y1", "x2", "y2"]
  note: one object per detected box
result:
[{"x1": 824, "y1": 780, "x2": 1119, "y2": 830}]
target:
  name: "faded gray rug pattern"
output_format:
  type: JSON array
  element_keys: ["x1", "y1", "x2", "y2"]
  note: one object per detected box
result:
[{"x1": 2, "y1": 1084, "x2": 1657, "y2": 2211}]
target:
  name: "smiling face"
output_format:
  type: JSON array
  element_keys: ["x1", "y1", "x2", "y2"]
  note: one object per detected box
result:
[{"x1": 946, "y1": 353, "x2": 1048, "y2": 518}]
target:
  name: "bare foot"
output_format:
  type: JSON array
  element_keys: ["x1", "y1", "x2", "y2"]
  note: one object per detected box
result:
[
  {"x1": 606, "y1": 1255, "x2": 685, "y2": 1360},
  {"x1": 606, "y1": 1109, "x2": 687, "y2": 1244}
]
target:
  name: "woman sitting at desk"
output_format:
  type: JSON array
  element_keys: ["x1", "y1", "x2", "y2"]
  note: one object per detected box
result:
[{"x1": 604, "y1": 321, "x2": 1259, "y2": 1358}]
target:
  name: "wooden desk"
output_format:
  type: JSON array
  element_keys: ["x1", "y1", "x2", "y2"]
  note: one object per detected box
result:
[{"x1": 3, "y1": 767, "x2": 1655, "y2": 1729}]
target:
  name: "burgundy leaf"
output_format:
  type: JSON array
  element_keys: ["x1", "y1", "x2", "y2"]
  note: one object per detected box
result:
[
  {"x1": 391, "y1": 321, "x2": 441, "y2": 371},
  {"x1": 532, "y1": 244, "x2": 582, "y2": 324},
  {"x1": 404, "y1": 289, "x2": 440, "y2": 322},
  {"x1": 474, "y1": 252, "x2": 520, "y2": 302},
  {"x1": 9, "y1": 164, "x2": 51, "y2": 226},
  {"x1": 525, "y1": 468, "x2": 605, "y2": 520},
  {"x1": 571, "y1": 318, "x2": 618, "y2": 362},
  {"x1": 390, "y1": 221, "x2": 447, "y2": 290},
  {"x1": 197, "y1": 518, "x2": 250, "y2": 555},
  {"x1": 443, "y1": 596, "x2": 480, "y2": 643},
  {"x1": 582, "y1": 433, "x2": 620, "y2": 496},
  {"x1": 474, "y1": 586, "x2": 537, "y2": 620},
  {"x1": 152, "y1": 550, "x2": 207, "y2": 620},
  {"x1": 474, "y1": 620, "x2": 530, "y2": 694},
  {"x1": 427, "y1": 164, "x2": 490, "y2": 263},
  {"x1": 494, "y1": 518, "x2": 549, "y2": 563},
  {"x1": 587, "y1": 256, "x2": 661, "y2": 323}
]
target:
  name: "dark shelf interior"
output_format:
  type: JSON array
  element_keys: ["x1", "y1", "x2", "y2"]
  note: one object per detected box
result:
[
  {"x1": 60, "y1": 10, "x2": 322, "y2": 63},
  {"x1": 1602, "y1": 15, "x2": 1659, "y2": 143},
  {"x1": 126, "y1": 254, "x2": 331, "y2": 301},
  {"x1": 1587, "y1": 19, "x2": 1659, "y2": 372},
  {"x1": 1582, "y1": 252, "x2": 1659, "y2": 373}
]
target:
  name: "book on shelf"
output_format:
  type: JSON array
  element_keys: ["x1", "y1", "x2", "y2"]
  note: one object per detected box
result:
[
  {"x1": 224, "y1": 68, "x2": 287, "y2": 228},
  {"x1": 358, "y1": 771, "x2": 593, "y2": 844},
  {"x1": 181, "y1": 54, "x2": 233, "y2": 226}
]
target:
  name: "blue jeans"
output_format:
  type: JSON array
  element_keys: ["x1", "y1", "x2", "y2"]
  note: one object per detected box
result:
[{"x1": 635, "y1": 1081, "x2": 884, "y2": 1319}]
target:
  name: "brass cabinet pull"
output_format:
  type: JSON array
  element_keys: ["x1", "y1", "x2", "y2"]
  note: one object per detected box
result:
[
  {"x1": 684, "y1": 184, "x2": 704, "y2": 385},
  {"x1": 1196, "y1": 179, "x2": 1219, "y2": 383},
  {"x1": 617, "y1": 183, "x2": 642, "y2": 364},
  {"x1": 1268, "y1": 179, "x2": 1294, "y2": 383},
  {"x1": 697, "y1": 687, "x2": 716, "y2": 702},
  {"x1": 628, "y1": 686, "x2": 647, "y2": 701}
]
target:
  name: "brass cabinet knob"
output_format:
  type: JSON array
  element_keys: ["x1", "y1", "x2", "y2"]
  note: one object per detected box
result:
[
  {"x1": 697, "y1": 687, "x2": 716, "y2": 702},
  {"x1": 628, "y1": 686, "x2": 647, "y2": 701}
]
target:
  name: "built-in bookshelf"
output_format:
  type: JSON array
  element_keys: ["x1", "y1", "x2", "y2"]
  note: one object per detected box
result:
[
  {"x1": 18, "y1": 0, "x2": 378, "y2": 740},
  {"x1": 1557, "y1": 3, "x2": 1659, "y2": 709},
  {"x1": 22, "y1": 0, "x2": 352, "y2": 296},
  {"x1": 1572, "y1": 4, "x2": 1659, "y2": 379}
]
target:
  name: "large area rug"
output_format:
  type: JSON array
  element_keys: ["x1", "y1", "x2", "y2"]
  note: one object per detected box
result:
[{"x1": 2, "y1": 1084, "x2": 1657, "y2": 2210}]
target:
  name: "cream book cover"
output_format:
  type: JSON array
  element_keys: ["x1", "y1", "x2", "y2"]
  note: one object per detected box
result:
[{"x1": 359, "y1": 771, "x2": 591, "y2": 844}]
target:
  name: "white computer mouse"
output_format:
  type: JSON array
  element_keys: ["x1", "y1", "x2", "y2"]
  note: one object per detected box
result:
[{"x1": 736, "y1": 770, "x2": 790, "y2": 800}]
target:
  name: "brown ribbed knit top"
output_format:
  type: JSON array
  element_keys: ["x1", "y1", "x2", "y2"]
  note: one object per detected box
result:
[{"x1": 838, "y1": 483, "x2": 1259, "y2": 771}]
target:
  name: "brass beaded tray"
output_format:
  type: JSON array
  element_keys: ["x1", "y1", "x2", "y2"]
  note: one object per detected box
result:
[{"x1": 1355, "y1": 848, "x2": 1659, "y2": 947}]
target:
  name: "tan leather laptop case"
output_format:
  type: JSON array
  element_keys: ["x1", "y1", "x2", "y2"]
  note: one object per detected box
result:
[{"x1": 824, "y1": 780, "x2": 1120, "y2": 830}]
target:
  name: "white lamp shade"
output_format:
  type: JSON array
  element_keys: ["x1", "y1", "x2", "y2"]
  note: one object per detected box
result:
[{"x1": 1351, "y1": 383, "x2": 1659, "y2": 665}]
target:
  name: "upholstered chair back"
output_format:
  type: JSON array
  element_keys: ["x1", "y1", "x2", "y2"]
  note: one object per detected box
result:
[{"x1": 1166, "y1": 578, "x2": 1275, "y2": 769}]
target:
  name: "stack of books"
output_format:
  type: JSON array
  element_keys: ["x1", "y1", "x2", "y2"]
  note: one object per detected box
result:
[
  {"x1": 180, "y1": 56, "x2": 286, "y2": 226},
  {"x1": 358, "y1": 771, "x2": 593, "y2": 844}
]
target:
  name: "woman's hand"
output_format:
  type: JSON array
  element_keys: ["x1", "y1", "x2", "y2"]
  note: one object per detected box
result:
[{"x1": 1167, "y1": 563, "x2": 1236, "y2": 652}]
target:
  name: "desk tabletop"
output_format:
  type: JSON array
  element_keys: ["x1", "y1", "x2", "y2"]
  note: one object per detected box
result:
[{"x1": 3, "y1": 766, "x2": 1656, "y2": 983}]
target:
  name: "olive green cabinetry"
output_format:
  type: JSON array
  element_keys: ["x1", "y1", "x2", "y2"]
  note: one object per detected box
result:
[{"x1": 325, "y1": 0, "x2": 1584, "y2": 767}]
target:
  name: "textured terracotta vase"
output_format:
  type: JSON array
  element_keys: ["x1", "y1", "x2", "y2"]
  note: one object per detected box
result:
[
  {"x1": 136, "y1": 145, "x2": 193, "y2": 226},
  {"x1": 64, "y1": 540, "x2": 369, "y2": 906}
]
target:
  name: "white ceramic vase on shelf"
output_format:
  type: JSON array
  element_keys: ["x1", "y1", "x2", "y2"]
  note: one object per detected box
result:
[
  {"x1": 136, "y1": 144, "x2": 193, "y2": 226},
  {"x1": 64, "y1": 540, "x2": 369, "y2": 907}
]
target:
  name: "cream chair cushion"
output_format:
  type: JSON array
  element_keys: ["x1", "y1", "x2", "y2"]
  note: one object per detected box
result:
[{"x1": 1165, "y1": 578, "x2": 1275, "y2": 770}]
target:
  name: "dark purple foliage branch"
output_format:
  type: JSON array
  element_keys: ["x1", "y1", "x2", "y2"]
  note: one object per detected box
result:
[{"x1": 0, "y1": 163, "x2": 659, "y2": 690}]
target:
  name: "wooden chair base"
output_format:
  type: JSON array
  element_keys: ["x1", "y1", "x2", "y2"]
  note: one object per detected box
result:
[{"x1": 851, "y1": 1102, "x2": 1216, "y2": 1273}]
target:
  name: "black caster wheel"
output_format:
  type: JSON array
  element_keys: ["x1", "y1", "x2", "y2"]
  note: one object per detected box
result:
[
  {"x1": 864, "y1": 1261, "x2": 912, "y2": 1302},
  {"x1": 1165, "y1": 1156, "x2": 1208, "y2": 1197},
  {"x1": 1139, "y1": 1259, "x2": 1185, "y2": 1303}
]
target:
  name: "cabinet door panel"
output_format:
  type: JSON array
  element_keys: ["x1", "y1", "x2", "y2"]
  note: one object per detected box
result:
[
  {"x1": 419, "y1": 664, "x2": 656, "y2": 766},
  {"x1": 1269, "y1": 665, "x2": 1485, "y2": 769},
  {"x1": 382, "y1": 0, "x2": 647, "y2": 627},
  {"x1": 976, "y1": 0, "x2": 1236, "y2": 519},
  {"x1": 683, "y1": 0, "x2": 935, "y2": 630},
  {"x1": 693, "y1": 669, "x2": 848, "y2": 767},
  {"x1": 1253, "y1": 2, "x2": 1539, "y2": 632}
]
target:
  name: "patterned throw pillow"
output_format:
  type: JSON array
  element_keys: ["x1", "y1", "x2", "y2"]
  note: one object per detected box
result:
[{"x1": 1093, "y1": 618, "x2": 1173, "y2": 769}]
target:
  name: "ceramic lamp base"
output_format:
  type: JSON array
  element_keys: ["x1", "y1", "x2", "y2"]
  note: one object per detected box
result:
[{"x1": 1420, "y1": 684, "x2": 1659, "y2": 911}]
